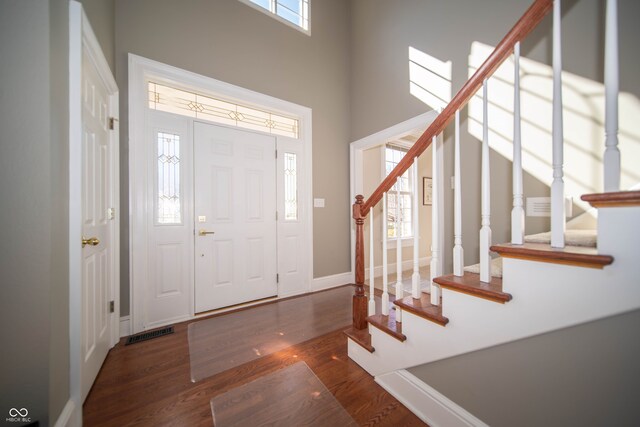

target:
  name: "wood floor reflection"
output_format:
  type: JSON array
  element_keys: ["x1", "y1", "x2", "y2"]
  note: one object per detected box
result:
[{"x1": 83, "y1": 285, "x2": 426, "y2": 426}]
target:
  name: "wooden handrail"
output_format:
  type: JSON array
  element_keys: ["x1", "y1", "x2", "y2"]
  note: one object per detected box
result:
[
  {"x1": 359, "y1": 0, "x2": 552, "y2": 217},
  {"x1": 350, "y1": 0, "x2": 553, "y2": 331}
]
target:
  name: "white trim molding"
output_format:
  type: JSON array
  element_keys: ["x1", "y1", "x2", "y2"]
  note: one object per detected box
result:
[
  {"x1": 311, "y1": 272, "x2": 353, "y2": 292},
  {"x1": 53, "y1": 399, "x2": 80, "y2": 427},
  {"x1": 119, "y1": 316, "x2": 131, "y2": 338},
  {"x1": 376, "y1": 370, "x2": 489, "y2": 427}
]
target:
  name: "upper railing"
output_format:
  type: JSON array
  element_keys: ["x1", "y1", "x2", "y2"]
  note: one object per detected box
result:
[{"x1": 359, "y1": 0, "x2": 552, "y2": 217}]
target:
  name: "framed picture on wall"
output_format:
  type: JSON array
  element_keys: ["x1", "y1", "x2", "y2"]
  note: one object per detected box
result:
[{"x1": 423, "y1": 177, "x2": 432, "y2": 205}]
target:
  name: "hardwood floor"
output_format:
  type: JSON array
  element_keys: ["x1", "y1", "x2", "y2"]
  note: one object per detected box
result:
[{"x1": 83, "y1": 289, "x2": 427, "y2": 427}]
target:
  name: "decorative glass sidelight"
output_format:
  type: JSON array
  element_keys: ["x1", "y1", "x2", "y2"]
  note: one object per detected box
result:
[
  {"x1": 157, "y1": 132, "x2": 182, "y2": 224},
  {"x1": 284, "y1": 152, "x2": 298, "y2": 220},
  {"x1": 148, "y1": 82, "x2": 299, "y2": 138}
]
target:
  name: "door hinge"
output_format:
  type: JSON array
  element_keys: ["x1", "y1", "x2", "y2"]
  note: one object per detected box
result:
[
  {"x1": 109, "y1": 117, "x2": 118, "y2": 130},
  {"x1": 276, "y1": 211, "x2": 278, "y2": 221},
  {"x1": 275, "y1": 149, "x2": 278, "y2": 159},
  {"x1": 276, "y1": 274, "x2": 279, "y2": 283},
  {"x1": 109, "y1": 300, "x2": 115, "y2": 313}
]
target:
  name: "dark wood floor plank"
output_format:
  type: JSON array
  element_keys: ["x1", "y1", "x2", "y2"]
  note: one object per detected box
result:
[{"x1": 84, "y1": 288, "x2": 426, "y2": 427}]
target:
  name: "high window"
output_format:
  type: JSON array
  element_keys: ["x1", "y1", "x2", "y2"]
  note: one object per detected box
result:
[
  {"x1": 385, "y1": 146, "x2": 413, "y2": 239},
  {"x1": 241, "y1": 0, "x2": 310, "y2": 33}
]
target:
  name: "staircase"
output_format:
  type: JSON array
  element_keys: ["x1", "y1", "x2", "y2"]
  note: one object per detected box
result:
[{"x1": 344, "y1": 0, "x2": 640, "y2": 425}]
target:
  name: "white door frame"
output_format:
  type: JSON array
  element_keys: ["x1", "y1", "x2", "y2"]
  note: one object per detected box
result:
[
  {"x1": 69, "y1": 1, "x2": 120, "y2": 424},
  {"x1": 349, "y1": 111, "x2": 438, "y2": 282},
  {"x1": 128, "y1": 54, "x2": 313, "y2": 333}
]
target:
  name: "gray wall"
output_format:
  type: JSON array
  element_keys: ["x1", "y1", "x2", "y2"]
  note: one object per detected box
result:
[
  {"x1": 349, "y1": 0, "x2": 640, "y2": 271},
  {"x1": 80, "y1": 0, "x2": 115, "y2": 72},
  {"x1": 1, "y1": 1, "x2": 59, "y2": 424},
  {"x1": 0, "y1": 0, "x2": 114, "y2": 423},
  {"x1": 114, "y1": 0, "x2": 351, "y2": 315},
  {"x1": 408, "y1": 309, "x2": 640, "y2": 426}
]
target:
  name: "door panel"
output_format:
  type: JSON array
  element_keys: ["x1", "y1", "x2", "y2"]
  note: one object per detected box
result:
[
  {"x1": 194, "y1": 122, "x2": 277, "y2": 312},
  {"x1": 81, "y1": 51, "x2": 112, "y2": 402}
]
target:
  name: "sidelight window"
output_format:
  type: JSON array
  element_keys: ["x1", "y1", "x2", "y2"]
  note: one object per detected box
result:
[{"x1": 157, "y1": 132, "x2": 182, "y2": 224}]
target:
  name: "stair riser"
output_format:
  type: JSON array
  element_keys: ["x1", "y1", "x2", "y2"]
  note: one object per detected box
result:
[{"x1": 350, "y1": 255, "x2": 640, "y2": 375}]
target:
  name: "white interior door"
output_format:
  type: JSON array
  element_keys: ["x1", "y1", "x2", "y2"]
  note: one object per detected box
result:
[
  {"x1": 194, "y1": 122, "x2": 278, "y2": 312},
  {"x1": 81, "y1": 50, "x2": 113, "y2": 402}
]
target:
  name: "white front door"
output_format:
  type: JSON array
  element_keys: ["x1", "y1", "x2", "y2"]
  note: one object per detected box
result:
[
  {"x1": 194, "y1": 122, "x2": 278, "y2": 312},
  {"x1": 81, "y1": 50, "x2": 113, "y2": 401}
]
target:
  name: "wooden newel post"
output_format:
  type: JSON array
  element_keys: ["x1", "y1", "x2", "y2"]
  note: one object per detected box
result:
[{"x1": 353, "y1": 195, "x2": 367, "y2": 330}]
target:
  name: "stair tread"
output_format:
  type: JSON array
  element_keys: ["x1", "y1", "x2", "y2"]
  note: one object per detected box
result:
[
  {"x1": 491, "y1": 242, "x2": 613, "y2": 269},
  {"x1": 434, "y1": 272, "x2": 512, "y2": 304},
  {"x1": 393, "y1": 294, "x2": 449, "y2": 326},
  {"x1": 343, "y1": 327, "x2": 374, "y2": 353},
  {"x1": 581, "y1": 190, "x2": 640, "y2": 208},
  {"x1": 367, "y1": 311, "x2": 406, "y2": 341}
]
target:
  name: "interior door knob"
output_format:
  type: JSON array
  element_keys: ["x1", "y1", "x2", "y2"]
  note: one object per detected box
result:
[
  {"x1": 82, "y1": 236, "x2": 100, "y2": 247},
  {"x1": 198, "y1": 230, "x2": 215, "y2": 236}
]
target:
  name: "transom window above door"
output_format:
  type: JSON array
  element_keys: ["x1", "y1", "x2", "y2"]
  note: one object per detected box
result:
[
  {"x1": 239, "y1": 0, "x2": 310, "y2": 34},
  {"x1": 148, "y1": 81, "x2": 299, "y2": 138}
]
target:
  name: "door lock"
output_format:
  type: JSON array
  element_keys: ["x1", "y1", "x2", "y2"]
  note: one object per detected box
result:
[
  {"x1": 198, "y1": 230, "x2": 215, "y2": 236},
  {"x1": 82, "y1": 236, "x2": 100, "y2": 247}
]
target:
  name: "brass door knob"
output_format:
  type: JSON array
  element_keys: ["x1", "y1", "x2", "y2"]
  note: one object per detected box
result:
[
  {"x1": 198, "y1": 230, "x2": 215, "y2": 236},
  {"x1": 82, "y1": 236, "x2": 100, "y2": 247}
]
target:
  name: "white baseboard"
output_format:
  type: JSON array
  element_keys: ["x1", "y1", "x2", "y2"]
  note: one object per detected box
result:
[
  {"x1": 311, "y1": 272, "x2": 353, "y2": 292},
  {"x1": 119, "y1": 315, "x2": 131, "y2": 338},
  {"x1": 365, "y1": 257, "x2": 430, "y2": 280},
  {"x1": 375, "y1": 370, "x2": 488, "y2": 427},
  {"x1": 53, "y1": 399, "x2": 81, "y2": 427}
]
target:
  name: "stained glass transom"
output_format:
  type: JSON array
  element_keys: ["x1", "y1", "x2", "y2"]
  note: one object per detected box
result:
[
  {"x1": 148, "y1": 82, "x2": 299, "y2": 138},
  {"x1": 284, "y1": 152, "x2": 298, "y2": 220},
  {"x1": 157, "y1": 132, "x2": 181, "y2": 224}
]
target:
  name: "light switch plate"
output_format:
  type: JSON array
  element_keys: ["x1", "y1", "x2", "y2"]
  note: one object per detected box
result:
[{"x1": 314, "y1": 198, "x2": 325, "y2": 208}]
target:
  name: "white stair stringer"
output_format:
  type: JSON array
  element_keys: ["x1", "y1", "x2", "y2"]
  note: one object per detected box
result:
[{"x1": 348, "y1": 205, "x2": 640, "y2": 377}]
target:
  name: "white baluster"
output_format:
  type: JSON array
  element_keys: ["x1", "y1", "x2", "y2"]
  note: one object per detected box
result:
[
  {"x1": 604, "y1": 0, "x2": 620, "y2": 192},
  {"x1": 368, "y1": 210, "x2": 376, "y2": 316},
  {"x1": 412, "y1": 158, "x2": 421, "y2": 299},
  {"x1": 453, "y1": 110, "x2": 464, "y2": 276},
  {"x1": 381, "y1": 192, "x2": 389, "y2": 316},
  {"x1": 551, "y1": 0, "x2": 566, "y2": 248},
  {"x1": 430, "y1": 135, "x2": 441, "y2": 305},
  {"x1": 395, "y1": 182, "x2": 403, "y2": 321},
  {"x1": 512, "y1": 42, "x2": 525, "y2": 245},
  {"x1": 480, "y1": 79, "x2": 493, "y2": 283}
]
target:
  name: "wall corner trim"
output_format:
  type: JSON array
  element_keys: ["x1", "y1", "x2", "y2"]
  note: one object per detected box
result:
[
  {"x1": 375, "y1": 370, "x2": 489, "y2": 427},
  {"x1": 53, "y1": 399, "x2": 81, "y2": 427},
  {"x1": 119, "y1": 315, "x2": 131, "y2": 338}
]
